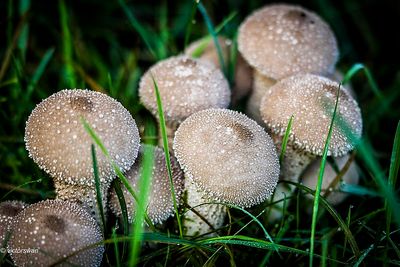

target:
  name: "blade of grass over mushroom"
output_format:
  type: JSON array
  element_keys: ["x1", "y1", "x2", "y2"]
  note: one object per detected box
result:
[
  {"x1": 280, "y1": 115, "x2": 294, "y2": 164},
  {"x1": 151, "y1": 75, "x2": 183, "y2": 238},
  {"x1": 342, "y1": 63, "x2": 382, "y2": 99},
  {"x1": 112, "y1": 179, "x2": 128, "y2": 260},
  {"x1": 112, "y1": 227, "x2": 121, "y2": 267},
  {"x1": 228, "y1": 33, "x2": 238, "y2": 87},
  {"x1": 197, "y1": 2, "x2": 227, "y2": 77},
  {"x1": 26, "y1": 47, "x2": 55, "y2": 100},
  {"x1": 309, "y1": 85, "x2": 341, "y2": 267},
  {"x1": 189, "y1": 11, "x2": 238, "y2": 59},
  {"x1": 59, "y1": 0, "x2": 76, "y2": 88},
  {"x1": 118, "y1": 0, "x2": 158, "y2": 59},
  {"x1": 91, "y1": 144, "x2": 106, "y2": 233},
  {"x1": 385, "y1": 121, "x2": 400, "y2": 237},
  {"x1": 81, "y1": 118, "x2": 154, "y2": 228},
  {"x1": 129, "y1": 144, "x2": 154, "y2": 267}
]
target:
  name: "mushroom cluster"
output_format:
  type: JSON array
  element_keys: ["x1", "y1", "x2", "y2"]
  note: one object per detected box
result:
[{"x1": 6, "y1": 4, "x2": 364, "y2": 264}]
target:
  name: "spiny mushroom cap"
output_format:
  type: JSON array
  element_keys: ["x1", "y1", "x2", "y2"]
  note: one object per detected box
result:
[
  {"x1": 139, "y1": 56, "x2": 230, "y2": 124},
  {"x1": 260, "y1": 74, "x2": 363, "y2": 157},
  {"x1": 110, "y1": 145, "x2": 184, "y2": 224},
  {"x1": 185, "y1": 37, "x2": 253, "y2": 100},
  {"x1": 9, "y1": 199, "x2": 104, "y2": 267},
  {"x1": 0, "y1": 201, "x2": 27, "y2": 245},
  {"x1": 301, "y1": 155, "x2": 360, "y2": 205},
  {"x1": 238, "y1": 4, "x2": 338, "y2": 80},
  {"x1": 25, "y1": 89, "x2": 140, "y2": 186},
  {"x1": 173, "y1": 109, "x2": 280, "y2": 208}
]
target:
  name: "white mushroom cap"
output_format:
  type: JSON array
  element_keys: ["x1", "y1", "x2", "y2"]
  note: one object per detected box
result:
[
  {"x1": 139, "y1": 56, "x2": 231, "y2": 125},
  {"x1": 9, "y1": 199, "x2": 104, "y2": 267},
  {"x1": 0, "y1": 201, "x2": 27, "y2": 245},
  {"x1": 260, "y1": 74, "x2": 363, "y2": 157},
  {"x1": 25, "y1": 89, "x2": 140, "y2": 186},
  {"x1": 301, "y1": 155, "x2": 360, "y2": 205},
  {"x1": 185, "y1": 36, "x2": 253, "y2": 100},
  {"x1": 173, "y1": 108, "x2": 280, "y2": 208},
  {"x1": 110, "y1": 145, "x2": 184, "y2": 224},
  {"x1": 238, "y1": 4, "x2": 338, "y2": 80}
]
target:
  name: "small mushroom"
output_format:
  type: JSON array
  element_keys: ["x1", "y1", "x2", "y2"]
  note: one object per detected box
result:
[
  {"x1": 173, "y1": 109, "x2": 279, "y2": 236},
  {"x1": 266, "y1": 183, "x2": 292, "y2": 223},
  {"x1": 260, "y1": 74, "x2": 363, "y2": 184},
  {"x1": 139, "y1": 55, "x2": 230, "y2": 150},
  {"x1": 109, "y1": 144, "x2": 184, "y2": 224},
  {"x1": 24, "y1": 89, "x2": 140, "y2": 223},
  {"x1": 8, "y1": 199, "x2": 104, "y2": 267},
  {"x1": 238, "y1": 4, "x2": 339, "y2": 122},
  {"x1": 0, "y1": 201, "x2": 27, "y2": 246},
  {"x1": 185, "y1": 36, "x2": 253, "y2": 103},
  {"x1": 301, "y1": 154, "x2": 360, "y2": 206}
]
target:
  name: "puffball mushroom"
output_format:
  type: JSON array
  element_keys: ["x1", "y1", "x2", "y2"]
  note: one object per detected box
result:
[
  {"x1": 301, "y1": 154, "x2": 360, "y2": 206},
  {"x1": 238, "y1": 4, "x2": 339, "y2": 122},
  {"x1": 173, "y1": 109, "x2": 279, "y2": 236},
  {"x1": 260, "y1": 74, "x2": 363, "y2": 184},
  {"x1": 8, "y1": 199, "x2": 104, "y2": 267},
  {"x1": 185, "y1": 36, "x2": 253, "y2": 103},
  {"x1": 139, "y1": 55, "x2": 230, "y2": 150},
  {"x1": 24, "y1": 89, "x2": 140, "y2": 223},
  {"x1": 109, "y1": 144, "x2": 184, "y2": 224},
  {"x1": 0, "y1": 201, "x2": 27, "y2": 246}
]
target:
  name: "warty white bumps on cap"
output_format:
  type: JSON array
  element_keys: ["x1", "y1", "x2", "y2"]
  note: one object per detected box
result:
[
  {"x1": 109, "y1": 145, "x2": 184, "y2": 224},
  {"x1": 174, "y1": 108, "x2": 280, "y2": 207},
  {"x1": 238, "y1": 4, "x2": 338, "y2": 80},
  {"x1": 260, "y1": 74, "x2": 362, "y2": 183},
  {"x1": 139, "y1": 55, "x2": 230, "y2": 126},
  {"x1": 0, "y1": 201, "x2": 27, "y2": 246},
  {"x1": 24, "y1": 89, "x2": 140, "y2": 186},
  {"x1": 8, "y1": 199, "x2": 104, "y2": 267}
]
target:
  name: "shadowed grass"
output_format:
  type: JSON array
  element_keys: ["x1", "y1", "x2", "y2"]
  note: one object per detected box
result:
[{"x1": 91, "y1": 144, "x2": 106, "y2": 234}]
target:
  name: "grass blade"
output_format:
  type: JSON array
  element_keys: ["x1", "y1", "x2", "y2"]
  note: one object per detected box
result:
[
  {"x1": 183, "y1": 0, "x2": 199, "y2": 49},
  {"x1": 112, "y1": 227, "x2": 121, "y2": 267},
  {"x1": 385, "y1": 121, "x2": 400, "y2": 237},
  {"x1": 151, "y1": 75, "x2": 183, "y2": 238},
  {"x1": 341, "y1": 63, "x2": 382, "y2": 99},
  {"x1": 129, "y1": 144, "x2": 154, "y2": 267},
  {"x1": 197, "y1": 3, "x2": 227, "y2": 77},
  {"x1": 59, "y1": 0, "x2": 76, "y2": 87},
  {"x1": 91, "y1": 144, "x2": 106, "y2": 234},
  {"x1": 112, "y1": 179, "x2": 129, "y2": 259},
  {"x1": 280, "y1": 115, "x2": 294, "y2": 164},
  {"x1": 118, "y1": 0, "x2": 158, "y2": 59},
  {"x1": 309, "y1": 85, "x2": 341, "y2": 266},
  {"x1": 26, "y1": 47, "x2": 55, "y2": 99}
]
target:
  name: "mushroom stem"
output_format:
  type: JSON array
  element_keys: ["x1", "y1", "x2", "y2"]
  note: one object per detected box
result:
[
  {"x1": 184, "y1": 177, "x2": 227, "y2": 237},
  {"x1": 246, "y1": 71, "x2": 276, "y2": 124},
  {"x1": 271, "y1": 133, "x2": 316, "y2": 183},
  {"x1": 55, "y1": 182, "x2": 109, "y2": 226}
]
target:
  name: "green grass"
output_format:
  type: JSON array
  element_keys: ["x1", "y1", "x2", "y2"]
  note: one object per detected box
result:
[{"x1": 1, "y1": 0, "x2": 399, "y2": 266}]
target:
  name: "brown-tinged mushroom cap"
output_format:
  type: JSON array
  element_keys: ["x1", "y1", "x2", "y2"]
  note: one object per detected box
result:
[
  {"x1": 139, "y1": 55, "x2": 230, "y2": 125},
  {"x1": 260, "y1": 74, "x2": 362, "y2": 157},
  {"x1": 25, "y1": 89, "x2": 140, "y2": 186},
  {"x1": 238, "y1": 4, "x2": 338, "y2": 80},
  {"x1": 9, "y1": 199, "x2": 104, "y2": 267},
  {"x1": 0, "y1": 201, "x2": 27, "y2": 246},
  {"x1": 173, "y1": 108, "x2": 279, "y2": 208},
  {"x1": 301, "y1": 154, "x2": 360, "y2": 206},
  {"x1": 110, "y1": 144, "x2": 184, "y2": 224}
]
